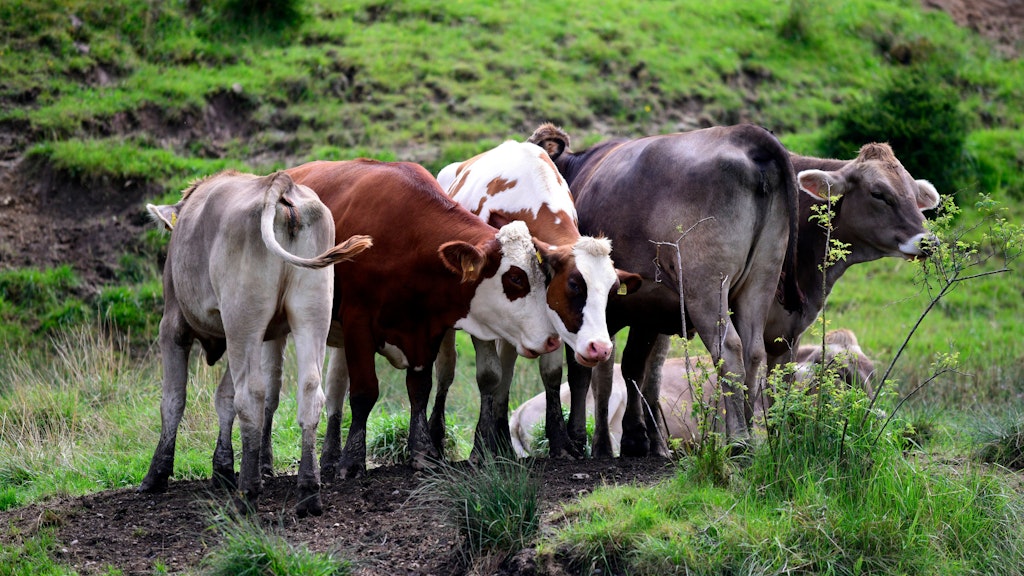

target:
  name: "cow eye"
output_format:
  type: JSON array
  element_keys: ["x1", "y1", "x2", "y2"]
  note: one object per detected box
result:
[
  {"x1": 509, "y1": 273, "x2": 525, "y2": 287},
  {"x1": 568, "y1": 278, "x2": 582, "y2": 294}
]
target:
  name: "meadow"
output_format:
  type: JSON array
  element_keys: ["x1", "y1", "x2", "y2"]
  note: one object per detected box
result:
[{"x1": 1, "y1": 0, "x2": 1023, "y2": 573}]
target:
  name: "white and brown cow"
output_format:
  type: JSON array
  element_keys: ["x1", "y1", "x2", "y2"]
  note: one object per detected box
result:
[
  {"x1": 428, "y1": 139, "x2": 641, "y2": 459},
  {"x1": 510, "y1": 329, "x2": 875, "y2": 456},
  {"x1": 283, "y1": 159, "x2": 560, "y2": 478},
  {"x1": 138, "y1": 170, "x2": 372, "y2": 516}
]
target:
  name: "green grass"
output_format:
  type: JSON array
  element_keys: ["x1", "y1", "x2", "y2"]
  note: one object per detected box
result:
[{"x1": 202, "y1": 512, "x2": 352, "y2": 576}]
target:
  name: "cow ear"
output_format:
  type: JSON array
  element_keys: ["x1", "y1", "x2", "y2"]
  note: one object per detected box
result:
[
  {"x1": 798, "y1": 169, "x2": 845, "y2": 200},
  {"x1": 527, "y1": 123, "x2": 570, "y2": 161},
  {"x1": 914, "y1": 179, "x2": 940, "y2": 210},
  {"x1": 487, "y1": 211, "x2": 512, "y2": 230},
  {"x1": 533, "y1": 240, "x2": 564, "y2": 281},
  {"x1": 147, "y1": 203, "x2": 179, "y2": 231},
  {"x1": 616, "y1": 269, "x2": 643, "y2": 295},
  {"x1": 438, "y1": 240, "x2": 486, "y2": 283}
]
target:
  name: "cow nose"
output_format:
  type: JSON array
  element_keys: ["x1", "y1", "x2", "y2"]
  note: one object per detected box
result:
[
  {"x1": 543, "y1": 335, "x2": 562, "y2": 354},
  {"x1": 919, "y1": 233, "x2": 940, "y2": 257},
  {"x1": 587, "y1": 341, "x2": 613, "y2": 362}
]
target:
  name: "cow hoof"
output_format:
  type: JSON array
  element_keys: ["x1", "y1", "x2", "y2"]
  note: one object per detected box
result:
[
  {"x1": 295, "y1": 494, "x2": 323, "y2": 518},
  {"x1": 211, "y1": 469, "x2": 238, "y2": 491},
  {"x1": 337, "y1": 460, "x2": 365, "y2": 480},
  {"x1": 620, "y1": 439, "x2": 650, "y2": 458},
  {"x1": 137, "y1": 474, "x2": 169, "y2": 494},
  {"x1": 260, "y1": 465, "x2": 275, "y2": 478}
]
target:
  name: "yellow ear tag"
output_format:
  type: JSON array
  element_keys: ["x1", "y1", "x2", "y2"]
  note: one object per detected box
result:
[
  {"x1": 536, "y1": 252, "x2": 543, "y2": 265},
  {"x1": 466, "y1": 264, "x2": 474, "y2": 272},
  {"x1": 170, "y1": 212, "x2": 177, "y2": 228},
  {"x1": 617, "y1": 283, "x2": 628, "y2": 296}
]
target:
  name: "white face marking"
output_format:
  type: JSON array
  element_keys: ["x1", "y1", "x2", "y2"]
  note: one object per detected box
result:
[
  {"x1": 454, "y1": 221, "x2": 558, "y2": 357},
  {"x1": 553, "y1": 237, "x2": 617, "y2": 364}
]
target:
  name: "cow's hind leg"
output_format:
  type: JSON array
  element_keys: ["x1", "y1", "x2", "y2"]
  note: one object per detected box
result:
[
  {"x1": 212, "y1": 368, "x2": 237, "y2": 490},
  {"x1": 320, "y1": 347, "x2": 350, "y2": 480},
  {"x1": 291, "y1": 327, "x2": 327, "y2": 518},
  {"x1": 139, "y1": 310, "x2": 193, "y2": 494},
  {"x1": 259, "y1": 337, "x2": 287, "y2": 479},
  {"x1": 225, "y1": 334, "x2": 268, "y2": 513}
]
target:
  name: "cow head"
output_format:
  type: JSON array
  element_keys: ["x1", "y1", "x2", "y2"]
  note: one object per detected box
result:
[
  {"x1": 793, "y1": 329, "x2": 875, "y2": 396},
  {"x1": 445, "y1": 220, "x2": 562, "y2": 358},
  {"x1": 536, "y1": 237, "x2": 642, "y2": 367},
  {"x1": 798, "y1": 143, "x2": 940, "y2": 262}
]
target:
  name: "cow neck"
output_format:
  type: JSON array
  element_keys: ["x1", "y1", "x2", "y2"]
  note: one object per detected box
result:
[
  {"x1": 556, "y1": 140, "x2": 628, "y2": 193},
  {"x1": 791, "y1": 154, "x2": 857, "y2": 320}
]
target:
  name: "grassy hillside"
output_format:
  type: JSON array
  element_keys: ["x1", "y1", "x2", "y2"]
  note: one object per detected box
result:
[{"x1": 1, "y1": 0, "x2": 1022, "y2": 503}]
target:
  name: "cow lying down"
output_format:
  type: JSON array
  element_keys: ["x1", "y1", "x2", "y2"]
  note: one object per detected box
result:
[
  {"x1": 509, "y1": 329, "x2": 875, "y2": 457},
  {"x1": 138, "y1": 170, "x2": 372, "y2": 516}
]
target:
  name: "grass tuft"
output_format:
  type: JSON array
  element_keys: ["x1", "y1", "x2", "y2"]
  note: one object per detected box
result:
[{"x1": 409, "y1": 455, "x2": 541, "y2": 568}]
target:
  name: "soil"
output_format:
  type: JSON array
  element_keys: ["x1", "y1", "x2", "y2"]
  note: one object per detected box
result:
[
  {"x1": 0, "y1": 457, "x2": 677, "y2": 575},
  {"x1": 0, "y1": 2, "x2": 1016, "y2": 575}
]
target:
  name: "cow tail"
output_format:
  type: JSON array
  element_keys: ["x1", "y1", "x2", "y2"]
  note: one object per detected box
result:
[
  {"x1": 260, "y1": 172, "x2": 373, "y2": 269},
  {"x1": 771, "y1": 137, "x2": 805, "y2": 313}
]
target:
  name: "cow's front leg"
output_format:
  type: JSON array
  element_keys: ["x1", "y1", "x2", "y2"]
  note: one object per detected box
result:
[
  {"x1": 565, "y1": 353, "x2": 594, "y2": 456},
  {"x1": 469, "y1": 337, "x2": 504, "y2": 462},
  {"x1": 619, "y1": 328, "x2": 657, "y2": 458},
  {"x1": 539, "y1": 346, "x2": 580, "y2": 459},
  {"x1": 407, "y1": 365, "x2": 440, "y2": 470},
  {"x1": 589, "y1": 357, "x2": 617, "y2": 458},
  {"x1": 641, "y1": 334, "x2": 672, "y2": 458}
]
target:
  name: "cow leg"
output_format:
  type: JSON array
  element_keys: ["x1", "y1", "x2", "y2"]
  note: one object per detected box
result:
[
  {"x1": 407, "y1": 364, "x2": 440, "y2": 470},
  {"x1": 320, "y1": 346, "x2": 350, "y2": 480},
  {"x1": 338, "y1": 332, "x2": 378, "y2": 479},
  {"x1": 428, "y1": 329, "x2": 457, "y2": 455},
  {"x1": 689, "y1": 284, "x2": 749, "y2": 443},
  {"x1": 539, "y1": 347, "x2": 579, "y2": 459},
  {"x1": 290, "y1": 325, "x2": 327, "y2": 518},
  {"x1": 565, "y1": 352, "x2": 594, "y2": 456},
  {"x1": 469, "y1": 336, "x2": 504, "y2": 462},
  {"x1": 259, "y1": 337, "x2": 287, "y2": 479},
  {"x1": 139, "y1": 310, "x2": 193, "y2": 494},
  {"x1": 641, "y1": 334, "x2": 672, "y2": 457},
  {"x1": 212, "y1": 367, "x2": 237, "y2": 490},
  {"x1": 619, "y1": 328, "x2": 657, "y2": 458},
  {"x1": 225, "y1": 332, "x2": 268, "y2": 513},
  {"x1": 490, "y1": 339, "x2": 520, "y2": 456},
  {"x1": 589, "y1": 356, "x2": 616, "y2": 458}
]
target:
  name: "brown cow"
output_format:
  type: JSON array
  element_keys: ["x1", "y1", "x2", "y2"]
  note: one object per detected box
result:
[
  {"x1": 429, "y1": 139, "x2": 641, "y2": 460},
  {"x1": 283, "y1": 160, "x2": 561, "y2": 478},
  {"x1": 138, "y1": 170, "x2": 372, "y2": 516},
  {"x1": 510, "y1": 329, "x2": 875, "y2": 456},
  {"x1": 529, "y1": 123, "x2": 805, "y2": 458}
]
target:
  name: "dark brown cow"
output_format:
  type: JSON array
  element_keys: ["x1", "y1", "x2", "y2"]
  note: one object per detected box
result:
[
  {"x1": 138, "y1": 171, "x2": 372, "y2": 516},
  {"x1": 283, "y1": 160, "x2": 560, "y2": 478},
  {"x1": 530, "y1": 123, "x2": 805, "y2": 458}
]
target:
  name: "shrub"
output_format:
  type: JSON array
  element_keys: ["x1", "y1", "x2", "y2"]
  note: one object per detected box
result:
[{"x1": 822, "y1": 70, "x2": 970, "y2": 197}]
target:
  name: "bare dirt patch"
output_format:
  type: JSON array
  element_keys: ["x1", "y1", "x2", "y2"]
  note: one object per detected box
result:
[{"x1": 0, "y1": 457, "x2": 676, "y2": 575}]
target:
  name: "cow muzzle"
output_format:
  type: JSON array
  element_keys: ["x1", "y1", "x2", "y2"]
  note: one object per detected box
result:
[
  {"x1": 574, "y1": 340, "x2": 613, "y2": 368},
  {"x1": 521, "y1": 334, "x2": 562, "y2": 359},
  {"x1": 899, "y1": 232, "x2": 939, "y2": 260}
]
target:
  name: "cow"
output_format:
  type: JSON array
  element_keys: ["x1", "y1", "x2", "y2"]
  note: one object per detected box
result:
[
  {"x1": 509, "y1": 329, "x2": 875, "y2": 456},
  {"x1": 428, "y1": 139, "x2": 641, "y2": 460},
  {"x1": 280, "y1": 159, "x2": 561, "y2": 479},
  {"x1": 137, "y1": 170, "x2": 373, "y2": 517},
  {"x1": 637, "y1": 140, "x2": 939, "y2": 434},
  {"x1": 528, "y1": 123, "x2": 806, "y2": 458}
]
